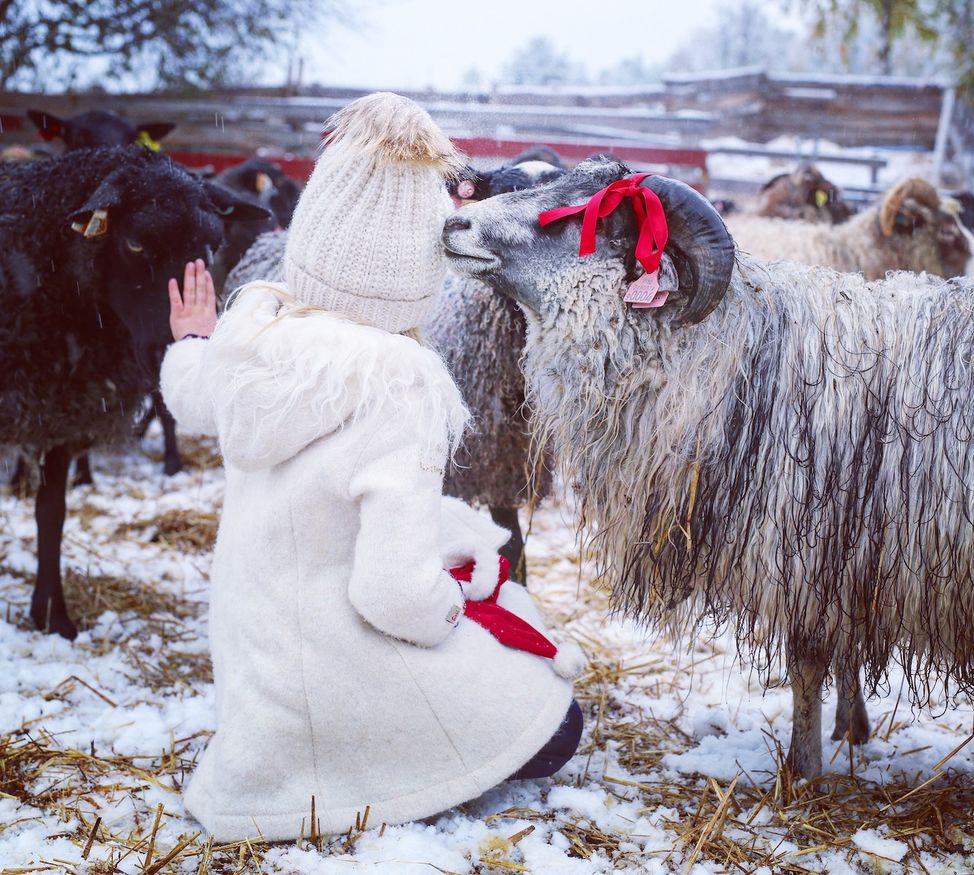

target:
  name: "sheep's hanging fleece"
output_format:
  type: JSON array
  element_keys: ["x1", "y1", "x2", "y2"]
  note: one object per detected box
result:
[
  {"x1": 520, "y1": 252, "x2": 974, "y2": 704},
  {"x1": 322, "y1": 91, "x2": 463, "y2": 177}
]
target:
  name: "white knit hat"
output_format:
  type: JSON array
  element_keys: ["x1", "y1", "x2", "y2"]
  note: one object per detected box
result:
[{"x1": 284, "y1": 92, "x2": 462, "y2": 333}]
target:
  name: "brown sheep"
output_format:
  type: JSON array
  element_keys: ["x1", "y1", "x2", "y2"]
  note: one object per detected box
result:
[
  {"x1": 756, "y1": 162, "x2": 855, "y2": 224},
  {"x1": 730, "y1": 177, "x2": 971, "y2": 280}
]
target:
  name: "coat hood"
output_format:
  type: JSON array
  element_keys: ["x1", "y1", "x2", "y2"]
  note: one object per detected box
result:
[{"x1": 206, "y1": 284, "x2": 469, "y2": 471}]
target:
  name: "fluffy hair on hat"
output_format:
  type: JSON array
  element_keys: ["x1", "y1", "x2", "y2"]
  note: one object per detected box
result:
[
  {"x1": 284, "y1": 92, "x2": 463, "y2": 334},
  {"x1": 322, "y1": 92, "x2": 463, "y2": 177}
]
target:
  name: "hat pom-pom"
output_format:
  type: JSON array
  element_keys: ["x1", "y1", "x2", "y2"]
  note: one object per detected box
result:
[
  {"x1": 324, "y1": 92, "x2": 463, "y2": 177},
  {"x1": 552, "y1": 641, "x2": 587, "y2": 679}
]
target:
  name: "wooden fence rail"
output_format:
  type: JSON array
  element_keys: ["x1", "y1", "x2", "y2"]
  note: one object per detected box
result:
[{"x1": 1, "y1": 70, "x2": 965, "y2": 189}]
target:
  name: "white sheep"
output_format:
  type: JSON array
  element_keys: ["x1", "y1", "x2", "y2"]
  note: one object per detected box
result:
[{"x1": 442, "y1": 155, "x2": 974, "y2": 779}]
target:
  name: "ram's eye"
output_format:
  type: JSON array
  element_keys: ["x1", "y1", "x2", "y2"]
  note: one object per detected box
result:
[
  {"x1": 217, "y1": 206, "x2": 235, "y2": 216},
  {"x1": 126, "y1": 239, "x2": 144, "y2": 253}
]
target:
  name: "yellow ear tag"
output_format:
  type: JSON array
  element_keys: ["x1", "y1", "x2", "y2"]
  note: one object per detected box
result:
[
  {"x1": 70, "y1": 221, "x2": 86, "y2": 234},
  {"x1": 255, "y1": 172, "x2": 272, "y2": 194},
  {"x1": 136, "y1": 130, "x2": 162, "y2": 152},
  {"x1": 83, "y1": 209, "x2": 109, "y2": 238},
  {"x1": 815, "y1": 189, "x2": 829, "y2": 208}
]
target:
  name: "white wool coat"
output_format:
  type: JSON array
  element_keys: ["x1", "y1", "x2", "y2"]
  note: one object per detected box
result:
[{"x1": 160, "y1": 286, "x2": 576, "y2": 842}]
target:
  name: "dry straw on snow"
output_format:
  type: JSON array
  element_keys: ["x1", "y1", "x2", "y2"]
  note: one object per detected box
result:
[{"x1": 1, "y1": 443, "x2": 973, "y2": 872}]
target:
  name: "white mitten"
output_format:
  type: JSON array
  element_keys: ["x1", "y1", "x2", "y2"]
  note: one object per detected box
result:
[{"x1": 440, "y1": 497, "x2": 511, "y2": 601}]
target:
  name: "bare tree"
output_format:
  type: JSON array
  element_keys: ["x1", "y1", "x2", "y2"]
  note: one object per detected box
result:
[{"x1": 0, "y1": 0, "x2": 353, "y2": 91}]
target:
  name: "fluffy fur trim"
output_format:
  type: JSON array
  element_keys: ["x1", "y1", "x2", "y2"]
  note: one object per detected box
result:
[
  {"x1": 209, "y1": 282, "x2": 469, "y2": 471},
  {"x1": 552, "y1": 641, "x2": 587, "y2": 679},
  {"x1": 324, "y1": 92, "x2": 463, "y2": 177}
]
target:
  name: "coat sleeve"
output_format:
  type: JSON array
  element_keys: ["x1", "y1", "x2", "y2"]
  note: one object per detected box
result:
[
  {"x1": 347, "y1": 416, "x2": 465, "y2": 648},
  {"x1": 159, "y1": 338, "x2": 217, "y2": 437}
]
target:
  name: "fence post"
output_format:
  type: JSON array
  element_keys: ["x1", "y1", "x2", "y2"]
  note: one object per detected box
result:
[{"x1": 932, "y1": 84, "x2": 956, "y2": 187}]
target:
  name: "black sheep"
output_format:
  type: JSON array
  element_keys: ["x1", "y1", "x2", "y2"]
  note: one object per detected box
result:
[
  {"x1": 27, "y1": 108, "x2": 175, "y2": 151},
  {"x1": 0, "y1": 145, "x2": 264, "y2": 639},
  {"x1": 209, "y1": 159, "x2": 303, "y2": 295},
  {"x1": 450, "y1": 146, "x2": 566, "y2": 201},
  {"x1": 24, "y1": 107, "x2": 179, "y2": 481}
]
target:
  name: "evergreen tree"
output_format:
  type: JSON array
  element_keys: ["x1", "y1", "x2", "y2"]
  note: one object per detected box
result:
[{"x1": 499, "y1": 37, "x2": 588, "y2": 87}]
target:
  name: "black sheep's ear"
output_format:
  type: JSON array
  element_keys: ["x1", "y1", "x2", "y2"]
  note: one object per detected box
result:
[
  {"x1": 27, "y1": 109, "x2": 66, "y2": 142},
  {"x1": 203, "y1": 181, "x2": 273, "y2": 223},
  {"x1": 139, "y1": 122, "x2": 175, "y2": 142},
  {"x1": 68, "y1": 173, "x2": 125, "y2": 238}
]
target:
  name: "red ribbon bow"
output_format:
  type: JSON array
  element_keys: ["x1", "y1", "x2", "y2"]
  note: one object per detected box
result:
[{"x1": 538, "y1": 172, "x2": 668, "y2": 274}]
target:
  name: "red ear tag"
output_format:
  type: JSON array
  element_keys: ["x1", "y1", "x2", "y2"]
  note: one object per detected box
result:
[
  {"x1": 624, "y1": 270, "x2": 669, "y2": 309},
  {"x1": 456, "y1": 180, "x2": 476, "y2": 199}
]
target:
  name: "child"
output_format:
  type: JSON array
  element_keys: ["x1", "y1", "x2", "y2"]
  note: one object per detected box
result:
[{"x1": 161, "y1": 93, "x2": 583, "y2": 842}]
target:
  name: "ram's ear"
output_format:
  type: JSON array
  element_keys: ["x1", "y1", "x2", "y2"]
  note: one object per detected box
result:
[
  {"x1": 68, "y1": 172, "x2": 125, "y2": 238},
  {"x1": 27, "y1": 109, "x2": 66, "y2": 142},
  {"x1": 203, "y1": 181, "x2": 273, "y2": 223}
]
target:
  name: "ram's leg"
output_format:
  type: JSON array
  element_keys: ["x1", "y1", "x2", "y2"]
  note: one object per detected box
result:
[
  {"x1": 30, "y1": 445, "x2": 76, "y2": 640},
  {"x1": 490, "y1": 506, "x2": 525, "y2": 584},
  {"x1": 785, "y1": 645, "x2": 827, "y2": 780},
  {"x1": 156, "y1": 391, "x2": 183, "y2": 477},
  {"x1": 832, "y1": 661, "x2": 871, "y2": 744}
]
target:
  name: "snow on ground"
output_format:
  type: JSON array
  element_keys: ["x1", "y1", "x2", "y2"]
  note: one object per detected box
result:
[{"x1": 0, "y1": 429, "x2": 972, "y2": 873}]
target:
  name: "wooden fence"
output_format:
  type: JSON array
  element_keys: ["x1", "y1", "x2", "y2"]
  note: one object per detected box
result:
[{"x1": 0, "y1": 71, "x2": 965, "y2": 189}]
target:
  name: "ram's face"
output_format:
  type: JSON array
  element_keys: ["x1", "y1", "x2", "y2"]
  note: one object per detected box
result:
[{"x1": 442, "y1": 157, "x2": 633, "y2": 314}]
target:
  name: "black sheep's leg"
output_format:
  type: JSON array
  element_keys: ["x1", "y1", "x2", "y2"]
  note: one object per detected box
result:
[
  {"x1": 71, "y1": 453, "x2": 93, "y2": 487},
  {"x1": 8, "y1": 454, "x2": 32, "y2": 496},
  {"x1": 134, "y1": 398, "x2": 155, "y2": 439},
  {"x1": 490, "y1": 506, "x2": 526, "y2": 585},
  {"x1": 156, "y1": 391, "x2": 182, "y2": 476},
  {"x1": 30, "y1": 445, "x2": 77, "y2": 640}
]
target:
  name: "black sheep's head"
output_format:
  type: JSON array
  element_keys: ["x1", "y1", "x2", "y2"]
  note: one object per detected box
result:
[
  {"x1": 68, "y1": 154, "x2": 271, "y2": 361},
  {"x1": 450, "y1": 147, "x2": 566, "y2": 202},
  {"x1": 28, "y1": 109, "x2": 175, "y2": 151}
]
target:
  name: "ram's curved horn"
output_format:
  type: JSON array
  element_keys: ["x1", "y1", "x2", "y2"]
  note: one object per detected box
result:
[
  {"x1": 879, "y1": 178, "x2": 940, "y2": 237},
  {"x1": 639, "y1": 176, "x2": 736, "y2": 326}
]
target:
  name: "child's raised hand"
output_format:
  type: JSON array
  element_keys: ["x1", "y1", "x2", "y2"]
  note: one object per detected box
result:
[{"x1": 169, "y1": 258, "x2": 217, "y2": 341}]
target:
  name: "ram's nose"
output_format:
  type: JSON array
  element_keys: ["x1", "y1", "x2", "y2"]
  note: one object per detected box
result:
[{"x1": 443, "y1": 214, "x2": 472, "y2": 234}]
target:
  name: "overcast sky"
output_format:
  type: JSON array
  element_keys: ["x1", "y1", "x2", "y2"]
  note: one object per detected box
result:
[{"x1": 298, "y1": 0, "x2": 729, "y2": 90}]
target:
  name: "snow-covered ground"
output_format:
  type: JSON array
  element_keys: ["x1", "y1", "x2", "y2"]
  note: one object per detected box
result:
[{"x1": 1, "y1": 430, "x2": 972, "y2": 873}]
